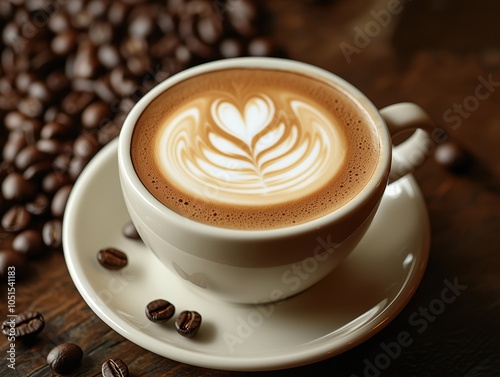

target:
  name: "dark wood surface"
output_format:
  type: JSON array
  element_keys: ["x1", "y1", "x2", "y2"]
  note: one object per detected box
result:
[{"x1": 2, "y1": 0, "x2": 500, "y2": 376}]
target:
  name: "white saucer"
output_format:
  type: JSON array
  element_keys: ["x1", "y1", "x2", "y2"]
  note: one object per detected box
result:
[{"x1": 63, "y1": 139, "x2": 430, "y2": 372}]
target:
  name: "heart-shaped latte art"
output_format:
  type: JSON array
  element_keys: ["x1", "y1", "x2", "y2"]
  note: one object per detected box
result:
[{"x1": 156, "y1": 94, "x2": 346, "y2": 205}]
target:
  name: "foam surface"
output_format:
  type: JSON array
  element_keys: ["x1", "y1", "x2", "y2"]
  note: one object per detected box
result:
[{"x1": 131, "y1": 68, "x2": 380, "y2": 229}]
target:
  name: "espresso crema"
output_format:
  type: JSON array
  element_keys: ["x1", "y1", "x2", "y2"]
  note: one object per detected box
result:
[{"x1": 131, "y1": 68, "x2": 380, "y2": 229}]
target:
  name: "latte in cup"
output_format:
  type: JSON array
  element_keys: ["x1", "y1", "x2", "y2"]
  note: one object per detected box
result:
[{"x1": 131, "y1": 68, "x2": 380, "y2": 230}]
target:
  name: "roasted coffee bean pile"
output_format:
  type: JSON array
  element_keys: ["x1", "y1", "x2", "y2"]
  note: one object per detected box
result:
[{"x1": 0, "y1": 0, "x2": 279, "y2": 279}]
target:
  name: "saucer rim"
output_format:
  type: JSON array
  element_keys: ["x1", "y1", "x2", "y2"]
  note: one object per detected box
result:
[{"x1": 63, "y1": 139, "x2": 430, "y2": 371}]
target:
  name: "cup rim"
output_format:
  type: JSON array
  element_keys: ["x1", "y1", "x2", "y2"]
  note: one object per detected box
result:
[{"x1": 118, "y1": 57, "x2": 391, "y2": 239}]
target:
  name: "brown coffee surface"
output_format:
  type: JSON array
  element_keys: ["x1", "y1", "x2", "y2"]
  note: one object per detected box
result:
[{"x1": 131, "y1": 68, "x2": 380, "y2": 229}]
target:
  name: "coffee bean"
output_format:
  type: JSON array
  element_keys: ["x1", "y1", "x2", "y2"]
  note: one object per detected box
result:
[
  {"x1": 68, "y1": 155, "x2": 92, "y2": 179},
  {"x1": 0, "y1": 250, "x2": 27, "y2": 281},
  {"x1": 435, "y1": 141, "x2": 473, "y2": 174},
  {"x1": 219, "y1": 38, "x2": 244, "y2": 58},
  {"x1": 28, "y1": 81, "x2": 52, "y2": 104},
  {"x1": 3, "y1": 131, "x2": 28, "y2": 162},
  {"x1": 48, "y1": 11, "x2": 70, "y2": 33},
  {"x1": 129, "y1": 11, "x2": 155, "y2": 38},
  {"x1": 122, "y1": 221, "x2": 141, "y2": 240},
  {"x1": 74, "y1": 132, "x2": 100, "y2": 158},
  {"x1": 51, "y1": 29, "x2": 78, "y2": 56},
  {"x1": 185, "y1": 36, "x2": 215, "y2": 60},
  {"x1": 81, "y1": 101, "x2": 111, "y2": 129},
  {"x1": 247, "y1": 37, "x2": 278, "y2": 57},
  {"x1": 14, "y1": 72, "x2": 36, "y2": 95},
  {"x1": 127, "y1": 55, "x2": 152, "y2": 77},
  {"x1": 87, "y1": 0, "x2": 108, "y2": 18},
  {"x1": 42, "y1": 220, "x2": 63, "y2": 249},
  {"x1": 120, "y1": 36, "x2": 148, "y2": 59},
  {"x1": 31, "y1": 50, "x2": 55, "y2": 75},
  {"x1": 51, "y1": 184, "x2": 73, "y2": 218},
  {"x1": 89, "y1": 20, "x2": 114, "y2": 45},
  {"x1": 12, "y1": 229, "x2": 46, "y2": 258},
  {"x1": 97, "y1": 247, "x2": 128, "y2": 270},
  {"x1": 175, "y1": 311, "x2": 202, "y2": 337},
  {"x1": 197, "y1": 16, "x2": 223, "y2": 45},
  {"x1": 151, "y1": 35, "x2": 180, "y2": 59},
  {"x1": 18, "y1": 96, "x2": 44, "y2": 118},
  {"x1": 46, "y1": 70, "x2": 70, "y2": 93},
  {"x1": 98, "y1": 44, "x2": 121, "y2": 69},
  {"x1": 62, "y1": 91, "x2": 94, "y2": 116},
  {"x1": 175, "y1": 45, "x2": 192, "y2": 64},
  {"x1": 42, "y1": 172, "x2": 72, "y2": 195},
  {"x1": 2, "y1": 206, "x2": 31, "y2": 233},
  {"x1": 0, "y1": 93, "x2": 19, "y2": 112},
  {"x1": 2, "y1": 172, "x2": 36, "y2": 202},
  {"x1": 225, "y1": 0, "x2": 259, "y2": 37},
  {"x1": 25, "y1": 194, "x2": 50, "y2": 216},
  {"x1": 23, "y1": 160, "x2": 54, "y2": 181},
  {"x1": 46, "y1": 343, "x2": 83, "y2": 375},
  {"x1": 93, "y1": 75, "x2": 117, "y2": 103},
  {"x1": 52, "y1": 153, "x2": 72, "y2": 173},
  {"x1": 66, "y1": 0, "x2": 85, "y2": 16},
  {"x1": 102, "y1": 358, "x2": 129, "y2": 377},
  {"x1": 40, "y1": 121, "x2": 74, "y2": 139},
  {"x1": 73, "y1": 77, "x2": 95, "y2": 93},
  {"x1": 36, "y1": 139, "x2": 65, "y2": 155},
  {"x1": 146, "y1": 299, "x2": 175, "y2": 323},
  {"x1": 5, "y1": 111, "x2": 26, "y2": 131},
  {"x1": 2, "y1": 311, "x2": 45, "y2": 339},
  {"x1": 15, "y1": 145, "x2": 50, "y2": 171},
  {"x1": 73, "y1": 40, "x2": 99, "y2": 79},
  {"x1": 110, "y1": 66, "x2": 137, "y2": 97},
  {"x1": 53, "y1": 112, "x2": 74, "y2": 128}
]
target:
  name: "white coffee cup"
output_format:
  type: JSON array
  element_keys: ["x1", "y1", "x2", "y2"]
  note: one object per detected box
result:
[{"x1": 118, "y1": 57, "x2": 433, "y2": 304}]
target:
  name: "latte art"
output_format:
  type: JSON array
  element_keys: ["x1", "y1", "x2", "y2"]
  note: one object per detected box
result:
[
  {"x1": 157, "y1": 94, "x2": 346, "y2": 205},
  {"x1": 131, "y1": 68, "x2": 380, "y2": 229}
]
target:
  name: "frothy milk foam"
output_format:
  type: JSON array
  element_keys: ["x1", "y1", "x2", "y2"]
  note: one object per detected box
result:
[{"x1": 131, "y1": 68, "x2": 380, "y2": 229}]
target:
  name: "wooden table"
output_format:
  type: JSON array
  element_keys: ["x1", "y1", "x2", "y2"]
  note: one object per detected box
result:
[{"x1": 2, "y1": 0, "x2": 499, "y2": 375}]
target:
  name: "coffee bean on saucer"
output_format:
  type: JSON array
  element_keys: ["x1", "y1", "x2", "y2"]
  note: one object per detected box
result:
[
  {"x1": 122, "y1": 221, "x2": 141, "y2": 240},
  {"x1": 46, "y1": 343, "x2": 83, "y2": 375},
  {"x1": 146, "y1": 299, "x2": 175, "y2": 323},
  {"x1": 175, "y1": 310, "x2": 202, "y2": 337},
  {"x1": 435, "y1": 141, "x2": 474, "y2": 174},
  {"x1": 97, "y1": 247, "x2": 128, "y2": 270},
  {"x1": 2, "y1": 311, "x2": 45, "y2": 339},
  {"x1": 102, "y1": 358, "x2": 129, "y2": 377}
]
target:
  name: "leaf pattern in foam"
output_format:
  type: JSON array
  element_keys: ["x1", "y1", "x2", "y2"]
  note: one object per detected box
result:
[{"x1": 157, "y1": 94, "x2": 345, "y2": 202}]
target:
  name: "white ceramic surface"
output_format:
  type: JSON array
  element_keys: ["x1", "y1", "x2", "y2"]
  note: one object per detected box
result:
[
  {"x1": 118, "y1": 57, "x2": 433, "y2": 303},
  {"x1": 63, "y1": 139, "x2": 430, "y2": 371}
]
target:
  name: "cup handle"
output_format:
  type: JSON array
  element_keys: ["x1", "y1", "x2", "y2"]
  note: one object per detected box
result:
[{"x1": 379, "y1": 102, "x2": 434, "y2": 182}]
